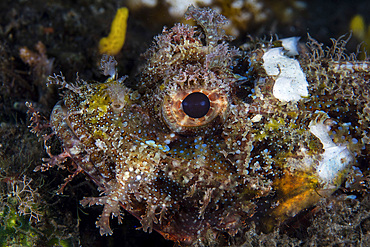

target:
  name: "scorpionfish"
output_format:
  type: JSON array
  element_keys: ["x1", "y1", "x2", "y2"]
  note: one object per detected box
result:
[{"x1": 39, "y1": 5, "x2": 369, "y2": 246}]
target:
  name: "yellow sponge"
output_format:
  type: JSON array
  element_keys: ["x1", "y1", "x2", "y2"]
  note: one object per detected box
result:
[
  {"x1": 350, "y1": 14, "x2": 365, "y2": 40},
  {"x1": 99, "y1": 7, "x2": 129, "y2": 55}
]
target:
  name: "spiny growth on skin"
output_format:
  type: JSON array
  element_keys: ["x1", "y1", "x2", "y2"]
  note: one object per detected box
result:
[{"x1": 33, "y1": 6, "x2": 369, "y2": 246}]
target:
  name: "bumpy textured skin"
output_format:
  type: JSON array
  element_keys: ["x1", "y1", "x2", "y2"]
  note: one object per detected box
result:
[{"x1": 45, "y1": 6, "x2": 369, "y2": 245}]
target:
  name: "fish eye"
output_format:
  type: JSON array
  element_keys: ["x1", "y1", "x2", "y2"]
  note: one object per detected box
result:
[
  {"x1": 181, "y1": 92, "x2": 210, "y2": 118},
  {"x1": 161, "y1": 89, "x2": 228, "y2": 134}
]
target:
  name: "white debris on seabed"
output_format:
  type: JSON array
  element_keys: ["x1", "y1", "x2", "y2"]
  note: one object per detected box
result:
[
  {"x1": 262, "y1": 47, "x2": 309, "y2": 102},
  {"x1": 165, "y1": 0, "x2": 213, "y2": 17},
  {"x1": 309, "y1": 122, "x2": 353, "y2": 185},
  {"x1": 280, "y1": 36, "x2": 300, "y2": 56}
]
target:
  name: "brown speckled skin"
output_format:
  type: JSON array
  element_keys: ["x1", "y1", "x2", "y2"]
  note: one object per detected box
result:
[{"x1": 43, "y1": 6, "x2": 369, "y2": 245}]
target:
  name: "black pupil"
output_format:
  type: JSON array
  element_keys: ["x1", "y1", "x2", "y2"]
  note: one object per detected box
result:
[{"x1": 181, "y1": 92, "x2": 210, "y2": 118}]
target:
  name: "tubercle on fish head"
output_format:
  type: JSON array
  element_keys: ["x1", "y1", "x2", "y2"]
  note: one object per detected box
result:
[{"x1": 138, "y1": 12, "x2": 241, "y2": 136}]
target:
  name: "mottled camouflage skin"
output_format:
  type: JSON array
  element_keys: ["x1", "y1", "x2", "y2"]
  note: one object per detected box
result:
[{"x1": 43, "y1": 6, "x2": 369, "y2": 245}]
